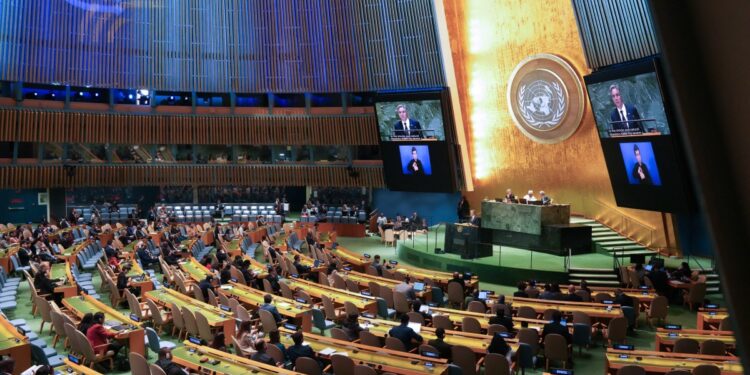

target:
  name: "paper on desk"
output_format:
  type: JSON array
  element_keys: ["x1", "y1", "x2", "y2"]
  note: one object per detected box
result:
[
  {"x1": 319, "y1": 347, "x2": 336, "y2": 356},
  {"x1": 419, "y1": 305, "x2": 430, "y2": 313},
  {"x1": 408, "y1": 322, "x2": 422, "y2": 333}
]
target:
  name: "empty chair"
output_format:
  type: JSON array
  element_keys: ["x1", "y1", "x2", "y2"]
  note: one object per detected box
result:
[
  {"x1": 259, "y1": 309, "x2": 280, "y2": 332},
  {"x1": 451, "y1": 345, "x2": 480, "y2": 375},
  {"x1": 517, "y1": 306, "x2": 537, "y2": 319},
  {"x1": 673, "y1": 337, "x2": 700, "y2": 354},
  {"x1": 692, "y1": 364, "x2": 721, "y2": 375},
  {"x1": 311, "y1": 308, "x2": 335, "y2": 335},
  {"x1": 593, "y1": 292, "x2": 611, "y2": 303},
  {"x1": 484, "y1": 353, "x2": 511, "y2": 375},
  {"x1": 572, "y1": 323, "x2": 592, "y2": 355},
  {"x1": 572, "y1": 311, "x2": 591, "y2": 326},
  {"x1": 700, "y1": 339, "x2": 727, "y2": 355},
  {"x1": 359, "y1": 331, "x2": 381, "y2": 347},
  {"x1": 487, "y1": 324, "x2": 507, "y2": 335},
  {"x1": 542, "y1": 309, "x2": 557, "y2": 321},
  {"x1": 354, "y1": 365, "x2": 377, "y2": 375},
  {"x1": 385, "y1": 336, "x2": 406, "y2": 352},
  {"x1": 663, "y1": 371, "x2": 691, "y2": 375},
  {"x1": 432, "y1": 315, "x2": 453, "y2": 330},
  {"x1": 447, "y1": 282, "x2": 464, "y2": 309},
  {"x1": 407, "y1": 312, "x2": 424, "y2": 325},
  {"x1": 605, "y1": 317, "x2": 628, "y2": 346},
  {"x1": 544, "y1": 333, "x2": 569, "y2": 370},
  {"x1": 181, "y1": 308, "x2": 199, "y2": 339},
  {"x1": 145, "y1": 327, "x2": 177, "y2": 354},
  {"x1": 467, "y1": 301, "x2": 486, "y2": 313},
  {"x1": 617, "y1": 365, "x2": 646, "y2": 375},
  {"x1": 683, "y1": 282, "x2": 707, "y2": 311},
  {"x1": 647, "y1": 296, "x2": 669, "y2": 326},
  {"x1": 331, "y1": 354, "x2": 355, "y2": 375},
  {"x1": 295, "y1": 357, "x2": 322, "y2": 375},
  {"x1": 170, "y1": 303, "x2": 185, "y2": 339},
  {"x1": 150, "y1": 363, "x2": 168, "y2": 375},
  {"x1": 517, "y1": 328, "x2": 540, "y2": 357},
  {"x1": 129, "y1": 352, "x2": 150, "y2": 375},
  {"x1": 461, "y1": 317, "x2": 482, "y2": 334},
  {"x1": 393, "y1": 292, "x2": 411, "y2": 316},
  {"x1": 331, "y1": 327, "x2": 350, "y2": 341}
]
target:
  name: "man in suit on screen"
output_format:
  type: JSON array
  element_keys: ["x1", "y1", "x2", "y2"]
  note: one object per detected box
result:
[
  {"x1": 393, "y1": 104, "x2": 423, "y2": 138},
  {"x1": 406, "y1": 147, "x2": 425, "y2": 176},
  {"x1": 609, "y1": 84, "x2": 644, "y2": 132}
]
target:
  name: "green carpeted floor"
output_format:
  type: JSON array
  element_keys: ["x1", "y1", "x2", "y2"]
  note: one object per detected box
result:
[{"x1": 8, "y1": 232, "x2": 726, "y2": 375}]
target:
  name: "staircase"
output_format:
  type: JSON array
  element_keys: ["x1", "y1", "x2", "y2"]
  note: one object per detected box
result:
[
  {"x1": 698, "y1": 268, "x2": 722, "y2": 294},
  {"x1": 574, "y1": 218, "x2": 658, "y2": 260},
  {"x1": 568, "y1": 267, "x2": 620, "y2": 287}
]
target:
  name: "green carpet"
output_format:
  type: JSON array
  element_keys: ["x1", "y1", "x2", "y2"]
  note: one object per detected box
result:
[{"x1": 8, "y1": 232, "x2": 726, "y2": 375}]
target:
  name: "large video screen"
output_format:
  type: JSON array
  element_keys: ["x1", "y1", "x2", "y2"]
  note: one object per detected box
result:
[
  {"x1": 375, "y1": 100, "x2": 445, "y2": 141},
  {"x1": 585, "y1": 58, "x2": 693, "y2": 213},
  {"x1": 381, "y1": 142, "x2": 454, "y2": 192},
  {"x1": 587, "y1": 71, "x2": 672, "y2": 138}
]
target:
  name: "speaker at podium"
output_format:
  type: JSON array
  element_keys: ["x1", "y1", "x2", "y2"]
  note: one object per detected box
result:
[{"x1": 444, "y1": 223, "x2": 493, "y2": 259}]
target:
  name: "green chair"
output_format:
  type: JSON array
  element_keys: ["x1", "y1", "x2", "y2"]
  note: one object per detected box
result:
[{"x1": 311, "y1": 308, "x2": 335, "y2": 335}]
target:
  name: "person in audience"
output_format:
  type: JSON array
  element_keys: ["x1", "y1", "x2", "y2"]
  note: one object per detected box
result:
[
  {"x1": 579, "y1": 279, "x2": 592, "y2": 294},
  {"x1": 108, "y1": 254, "x2": 121, "y2": 273},
  {"x1": 34, "y1": 262, "x2": 63, "y2": 305},
  {"x1": 265, "y1": 267, "x2": 281, "y2": 293},
  {"x1": 198, "y1": 275, "x2": 215, "y2": 302},
  {"x1": 155, "y1": 348, "x2": 188, "y2": 375},
  {"x1": 504, "y1": 188, "x2": 517, "y2": 203},
  {"x1": 210, "y1": 333, "x2": 227, "y2": 352},
  {"x1": 342, "y1": 314, "x2": 364, "y2": 341},
  {"x1": 104, "y1": 239, "x2": 117, "y2": 259},
  {"x1": 648, "y1": 264, "x2": 669, "y2": 296},
  {"x1": 514, "y1": 281, "x2": 528, "y2": 298},
  {"x1": 235, "y1": 321, "x2": 258, "y2": 357},
  {"x1": 614, "y1": 288, "x2": 634, "y2": 308},
  {"x1": 251, "y1": 340, "x2": 277, "y2": 366},
  {"x1": 634, "y1": 263, "x2": 646, "y2": 286},
  {"x1": 267, "y1": 330, "x2": 286, "y2": 360},
  {"x1": 293, "y1": 254, "x2": 311, "y2": 275},
  {"x1": 260, "y1": 294, "x2": 283, "y2": 323},
  {"x1": 372, "y1": 255, "x2": 384, "y2": 276},
  {"x1": 18, "y1": 241, "x2": 32, "y2": 267},
  {"x1": 489, "y1": 307, "x2": 514, "y2": 332},
  {"x1": 487, "y1": 332, "x2": 512, "y2": 361},
  {"x1": 539, "y1": 283, "x2": 555, "y2": 300},
  {"x1": 220, "y1": 263, "x2": 232, "y2": 285},
  {"x1": 448, "y1": 272, "x2": 466, "y2": 291},
  {"x1": 427, "y1": 327, "x2": 452, "y2": 361},
  {"x1": 566, "y1": 285, "x2": 583, "y2": 302},
  {"x1": 672, "y1": 261, "x2": 692, "y2": 281},
  {"x1": 77, "y1": 313, "x2": 95, "y2": 335},
  {"x1": 525, "y1": 280, "x2": 539, "y2": 297},
  {"x1": 468, "y1": 209, "x2": 481, "y2": 226},
  {"x1": 286, "y1": 331, "x2": 317, "y2": 366},
  {"x1": 161, "y1": 242, "x2": 180, "y2": 266},
  {"x1": 86, "y1": 312, "x2": 124, "y2": 360},
  {"x1": 136, "y1": 241, "x2": 159, "y2": 267},
  {"x1": 376, "y1": 212, "x2": 388, "y2": 230},
  {"x1": 541, "y1": 310, "x2": 572, "y2": 344},
  {"x1": 388, "y1": 314, "x2": 423, "y2": 350},
  {"x1": 117, "y1": 263, "x2": 138, "y2": 297},
  {"x1": 394, "y1": 275, "x2": 416, "y2": 301}
]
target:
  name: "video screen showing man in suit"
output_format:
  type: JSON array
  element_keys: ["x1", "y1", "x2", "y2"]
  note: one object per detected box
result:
[
  {"x1": 375, "y1": 99, "x2": 445, "y2": 141},
  {"x1": 620, "y1": 142, "x2": 662, "y2": 186},
  {"x1": 609, "y1": 84, "x2": 643, "y2": 135},
  {"x1": 584, "y1": 72, "x2": 671, "y2": 139},
  {"x1": 399, "y1": 145, "x2": 432, "y2": 176}
]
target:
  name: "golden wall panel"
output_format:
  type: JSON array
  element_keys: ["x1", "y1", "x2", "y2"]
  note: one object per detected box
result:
[{"x1": 442, "y1": 0, "x2": 669, "y2": 248}]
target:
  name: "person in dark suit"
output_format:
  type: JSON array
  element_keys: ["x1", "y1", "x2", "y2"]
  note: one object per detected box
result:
[
  {"x1": 489, "y1": 309, "x2": 515, "y2": 332},
  {"x1": 540, "y1": 191, "x2": 552, "y2": 205},
  {"x1": 514, "y1": 281, "x2": 529, "y2": 298},
  {"x1": 648, "y1": 264, "x2": 669, "y2": 296},
  {"x1": 392, "y1": 104, "x2": 423, "y2": 138},
  {"x1": 504, "y1": 189, "x2": 517, "y2": 203},
  {"x1": 198, "y1": 275, "x2": 215, "y2": 302},
  {"x1": 136, "y1": 242, "x2": 158, "y2": 267},
  {"x1": 286, "y1": 331, "x2": 317, "y2": 366},
  {"x1": 542, "y1": 310, "x2": 572, "y2": 344},
  {"x1": 260, "y1": 294, "x2": 283, "y2": 323},
  {"x1": 566, "y1": 285, "x2": 583, "y2": 302},
  {"x1": 631, "y1": 144, "x2": 653, "y2": 185},
  {"x1": 292, "y1": 254, "x2": 311, "y2": 275},
  {"x1": 34, "y1": 263, "x2": 63, "y2": 305},
  {"x1": 609, "y1": 84, "x2": 643, "y2": 132},
  {"x1": 251, "y1": 340, "x2": 277, "y2": 366},
  {"x1": 427, "y1": 327, "x2": 452, "y2": 360},
  {"x1": 468, "y1": 209, "x2": 481, "y2": 226},
  {"x1": 406, "y1": 147, "x2": 425, "y2": 176},
  {"x1": 388, "y1": 315, "x2": 423, "y2": 350},
  {"x1": 457, "y1": 196, "x2": 470, "y2": 222}
]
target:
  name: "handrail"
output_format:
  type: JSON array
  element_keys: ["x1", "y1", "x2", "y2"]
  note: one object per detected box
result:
[{"x1": 591, "y1": 199, "x2": 658, "y2": 248}]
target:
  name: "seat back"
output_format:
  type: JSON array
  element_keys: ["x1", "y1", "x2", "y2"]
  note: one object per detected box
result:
[
  {"x1": 380, "y1": 285, "x2": 395, "y2": 308},
  {"x1": 544, "y1": 333, "x2": 568, "y2": 361},
  {"x1": 195, "y1": 311, "x2": 215, "y2": 342},
  {"x1": 572, "y1": 323, "x2": 592, "y2": 347},
  {"x1": 150, "y1": 364, "x2": 168, "y2": 375},
  {"x1": 331, "y1": 327, "x2": 349, "y2": 341},
  {"x1": 432, "y1": 315, "x2": 453, "y2": 330},
  {"x1": 259, "y1": 309, "x2": 278, "y2": 332},
  {"x1": 607, "y1": 317, "x2": 628, "y2": 344},
  {"x1": 673, "y1": 337, "x2": 700, "y2": 354},
  {"x1": 267, "y1": 343, "x2": 285, "y2": 364},
  {"x1": 447, "y1": 282, "x2": 464, "y2": 307},
  {"x1": 129, "y1": 352, "x2": 150, "y2": 375},
  {"x1": 280, "y1": 282, "x2": 294, "y2": 299},
  {"x1": 295, "y1": 357, "x2": 322, "y2": 375},
  {"x1": 346, "y1": 279, "x2": 360, "y2": 293},
  {"x1": 517, "y1": 328, "x2": 539, "y2": 354},
  {"x1": 407, "y1": 312, "x2": 424, "y2": 325},
  {"x1": 359, "y1": 330, "x2": 381, "y2": 347},
  {"x1": 687, "y1": 282, "x2": 707, "y2": 304},
  {"x1": 170, "y1": 303, "x2": 185, "y2": 332},
  {"x1": 393, "y1": 292, "x2": 410, "y2": 314},
  {"x1": 618, "y1": 365, "x2": 647, "y2": 375},
  {"x1": 517, "y1": 306, "x2": 537, "y2": 319},
  {"x1": 700, "y1": 339, "x2": 726, "y2": 355},
  {"x1": 181, "y1": 307, "x2": 199, "y2": 337},
  {"x1": 487, "y1": 324, "x2": 507, "y2": 335},
  {"x1": 461, "y1": 317, "x2": 482, "y2": 334},
  {"x1": 466, "y1": 301, "x2": 486, "y2": 313},
  {"x1": 649, "y1": 296, "x2": 668, "y2": 319},
  {"x1": 331, "y1": 354, "x2": 355, "y2": 375},
  {"x1": 484, "y1": 353, "x2": 510, "y2": 375},
  {"x1": 572, "y1": 311, "x2": 591, "y2": 325},
  {"x1": 353, "y1": 365, "x2": 377, "y2": 375},
  {"x1": 692, "y1": 364, "x2": 721, "y2": 375},
  {"x1": 451, "y1": 345, "x2": 478, "y2": 375},
  {"x1": 384, "y1": 336, "x2": 406, "y2": 352}
]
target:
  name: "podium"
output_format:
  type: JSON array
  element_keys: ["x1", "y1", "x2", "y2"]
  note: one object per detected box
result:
[{"x1": 444, "y1": 223, "x2": 493, "y2": 259}]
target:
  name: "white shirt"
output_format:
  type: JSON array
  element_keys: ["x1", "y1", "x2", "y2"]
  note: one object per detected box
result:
[
  {"x1": 523, "y1": 194, "x2": 537, "y2": 201},
  {"x1": 402, "y1": 119, "x2": 411, "y2": 130},
  {"x1": 617, "y1": 104, "x2": 628, "y2": 122}
]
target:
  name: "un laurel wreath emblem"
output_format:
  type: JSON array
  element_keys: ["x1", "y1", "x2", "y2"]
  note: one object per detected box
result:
[{"x1": 507, "y1": 54, "x2": 585, "y2": 144}]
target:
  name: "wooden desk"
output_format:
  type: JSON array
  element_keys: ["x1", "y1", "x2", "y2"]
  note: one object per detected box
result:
[
  {"x1": 222, "y1": 238, "x2": 242, "y2": 257},
  {"x1": 246, "y1": 227, "x2": 268, "y2": 244},
  {"x1": 144, "y1": 288, "x2": 235, "y2": 345},
  {"x1": 219, "y1": 282, "x2": 313, "y2": 332},
  {"x1": 358, "y1": 317, "x2": 502, "y2": 354},
  {"x1": 392, "y1": 264, "x2": 479, "y2": 291},
  {"x1": 172, "y1": 341, "x2": 304, "y2": 375},
  {"x1": 51, "y1": 262, "x2": 78, "y2": 298},
  {"x1": 555, "y1": 284, "x2": 658, "y2": 309},
  {"x1": 605, "y1": 348, "x2": 743, "y2": 374},
  {"x1": 508, "y1": 297, "x2": 624, "y2": 321},
  {"x1": 327, "y1": 247, "x2": 372, "y2": 271},
  {"x1": 54, "y1": 358, "x2": 104, "y2": 374},
  {"x1": 0, "y1": 314, "x2": 30, "y2": 375},
  {"x1": 281, "y1": 277, "x2": 377, "y2": 312},
  {"x1": 428, "y1": 307, "x2": 493, "y2": 329},
  {"x1": 655, "y1": 328, "x2": 735, "y2": 353},
  {"x1": 341, "y1": 270, "x2": 432, "y2": 300},
  {"x1": 127, "y1": 260, "x2": 154, "y2": 294},
  {"x1": 63, "y1": 295, "x2": 145, "y2": 356},
  {"x1": 696, "y1": 308, "x2": 729, "y2": 330},
  {"x1": 278, "y1": 328, "x2": 449, "y2": 375},
  {"x1": 242, "y1": 255, "x2": 270, "y2": 278},
  {"x1": 286, "y1": 250, "x2": 326, "y2": 274},
  {"x1": 179, "y1": 257, "x2": 217, "y2": 283},
  {"x1": 315, "y1": 222, "x2": 366, "y2": 237}
]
